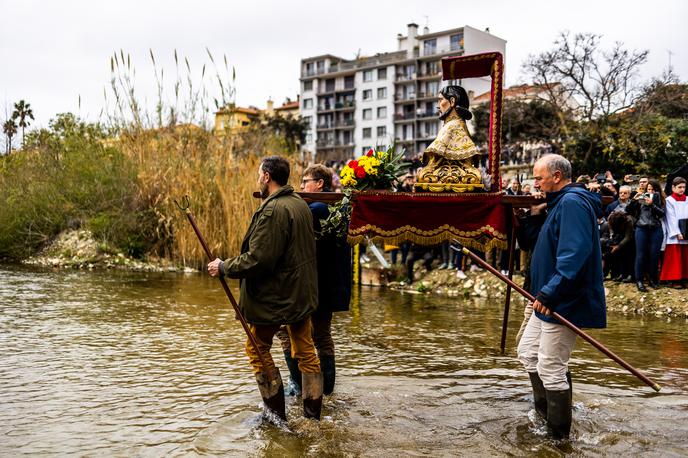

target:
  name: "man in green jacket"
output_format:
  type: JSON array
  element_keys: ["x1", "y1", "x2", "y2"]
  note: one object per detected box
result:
[{"x1": 207, "y1": 155, "x2": 322, "y2": 421}]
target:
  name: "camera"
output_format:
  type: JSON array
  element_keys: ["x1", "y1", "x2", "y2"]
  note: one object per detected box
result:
[
  {"x1": 627, "y1": 174, "x2": 641, "y2": 182},
  {"x1": 595, "y1": 173, "x2": 607, "y2": 184}
]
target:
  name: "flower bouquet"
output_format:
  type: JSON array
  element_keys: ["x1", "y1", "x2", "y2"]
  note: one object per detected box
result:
[
  {"x1": 340, "y1": 146, "x2": 409, "y2": 191},
  {"x1": 318, "y1": 146, "x2": 408, "y2": 240}
]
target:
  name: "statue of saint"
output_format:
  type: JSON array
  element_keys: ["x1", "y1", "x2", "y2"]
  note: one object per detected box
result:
[{"x1": 414, "y1": 85, "x2": 484, "y2": 192}]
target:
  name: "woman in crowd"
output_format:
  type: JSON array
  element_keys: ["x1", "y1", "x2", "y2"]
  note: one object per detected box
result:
[
  {"x1": 660, "y1": 177, "x2": 688, "y2": 287},
  {"x1": 628, "y1": 180, "x2": 665, "y2": 292}
]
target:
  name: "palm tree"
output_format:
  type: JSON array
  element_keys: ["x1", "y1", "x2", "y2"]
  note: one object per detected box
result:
[
  {"x1": 12, "y1": 100, "x2": 34, "y2": 147},
  {"x1": 3, "y1": 119, "x2": 18, "y2": 155}
]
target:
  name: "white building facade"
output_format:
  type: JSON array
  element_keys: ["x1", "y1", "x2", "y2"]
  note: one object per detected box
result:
[{"x1": 300, "y1": 24, "x2": 506, "y2": 162}]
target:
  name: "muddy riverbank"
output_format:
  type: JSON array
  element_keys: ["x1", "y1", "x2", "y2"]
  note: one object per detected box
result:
[{"x1": 366, "y1": 262, "x2": 688, "y2": 319}]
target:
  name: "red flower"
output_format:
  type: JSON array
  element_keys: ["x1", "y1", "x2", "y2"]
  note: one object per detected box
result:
[
  {"x1": 366, "y1": 148, "x2": 374, "y2": 157},
  {"x1": 348, "y1": 160, "x2": 358, "y2": 168},
  {"x1": 355, "y1": 167, "x2": 367, "y2": 178}
]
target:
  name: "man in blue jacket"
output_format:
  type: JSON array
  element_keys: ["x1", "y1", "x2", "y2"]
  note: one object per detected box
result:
[{"x1": 517, "y1": 154, "x2": 607, "y2": 440}]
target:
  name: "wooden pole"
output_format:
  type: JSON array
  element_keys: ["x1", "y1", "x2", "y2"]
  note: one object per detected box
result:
[
  {"x1": 461, "y1": 246, "x2": 661, "y2": 392},
  {"x1": 176, "y1": 198, "x2": 269, "y2": 375}
]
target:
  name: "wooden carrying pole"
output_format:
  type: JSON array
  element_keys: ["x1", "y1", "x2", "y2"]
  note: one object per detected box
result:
[
  {"x1": 460, "y1": 246, "x2": 661, "y2": 392},
  {"x1": 176, "y1": 197, "x2": 268, "y2": 374}
]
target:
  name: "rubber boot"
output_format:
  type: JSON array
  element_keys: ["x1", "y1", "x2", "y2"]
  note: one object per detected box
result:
[
  {"x1": 283, "y1": 351, "x2": 302, "y2": 393},
  {"x1": 320, "y1": 355, "x2": 336, "y2": 395},
  {"x1": 255, "y1": 368, "x2": 286, "y2": 421},
  {"x1": 545, "y1": 388, "x2": 572, "y2": 440},
  {"x1": 302, "y1": 372, "x2": 324, "y2": 420},
  {"x1": 528, "y1": 372, "x2": 547, "y2": 418}
]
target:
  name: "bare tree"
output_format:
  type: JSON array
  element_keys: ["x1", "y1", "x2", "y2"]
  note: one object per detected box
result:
[{"x1": 524, "y1": 32, "x2": 648, "y2": 123}]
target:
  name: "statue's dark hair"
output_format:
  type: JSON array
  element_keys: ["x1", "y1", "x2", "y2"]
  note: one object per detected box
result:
[
  {"x1": 261, "y1": 155, "x2": 290, "y2": 186},
  {"x1": 440, "y1": 85, "x2": 472, "y2": 120}
]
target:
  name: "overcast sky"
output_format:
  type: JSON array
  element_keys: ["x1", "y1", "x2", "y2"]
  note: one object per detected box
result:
[{"x1": 2, "y1": 0, "x2": 686, "y2": 128}]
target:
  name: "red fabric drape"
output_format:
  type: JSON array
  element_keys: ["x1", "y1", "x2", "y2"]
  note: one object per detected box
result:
[{"x1": 348, "y1": 192, "x2": 508, "y2": 251}]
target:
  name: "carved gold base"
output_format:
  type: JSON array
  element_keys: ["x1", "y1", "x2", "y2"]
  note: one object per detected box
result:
[{"x1": 414, "y1": 181, "x2": 485, "y2": 193}]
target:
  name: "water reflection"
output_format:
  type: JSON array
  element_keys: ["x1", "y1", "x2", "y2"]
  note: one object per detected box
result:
[{"x1": 0, "y1": 264, "x2": 686, "y2": 456}]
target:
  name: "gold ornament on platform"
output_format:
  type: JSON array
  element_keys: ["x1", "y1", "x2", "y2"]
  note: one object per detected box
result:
[{"x1": 415, "y1": 85, "x2": 484, "y2": 193}]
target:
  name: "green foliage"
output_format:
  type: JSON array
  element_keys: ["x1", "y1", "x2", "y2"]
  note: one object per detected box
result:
[
  {"x1": 259, "y1": 114, "x2": 308, "y2": 152},
  {"x1": 564, "y1": 82, "x2": 688, "y2": 175},
  {"x1": 472, "y1": 99, "x2": 563, "y2": 145},
  {"x1": 0, "y1": 114, "x2": 152, "y2": 260},
  {"x1": 317, "y1": 188, "x2": 353, "y2": 241}
]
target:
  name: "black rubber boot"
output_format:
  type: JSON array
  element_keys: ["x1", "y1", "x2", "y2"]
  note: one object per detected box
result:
[
  {"x1": 320, "y1": 355, "x2": 336, "y2": 395},
  {"x1": 545, "y1": 388, "x2": 572, "y2": 440},
  {"x1": 528, "y1": 372, "x2": 547, "y2": 418},
  {"x1": 255, "y1": 368, "x2": 286, "y2": 421},
  {"x1": 302, "y1": 372, "x2": 324, "y2": 420},
  {"x1": 636, "y1": 281, "x2": 647, "y2": 292},
  {"x1": 283, "y1": 351, "x2": 302, "y2": 392}
]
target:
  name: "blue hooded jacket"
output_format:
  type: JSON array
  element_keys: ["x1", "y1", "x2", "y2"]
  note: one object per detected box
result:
[{"x1": 531, "y1": 184, "x2": 607, "y2": 329}]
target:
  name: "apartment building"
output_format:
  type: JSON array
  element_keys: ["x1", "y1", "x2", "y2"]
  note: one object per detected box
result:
[{"x1": 299, "y1": 23, "x2": 506, "y2": 162}]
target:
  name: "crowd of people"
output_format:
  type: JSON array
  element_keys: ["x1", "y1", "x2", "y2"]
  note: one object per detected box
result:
[{"x1": 355, "y1": 168, "x2": 688, "y2": 291}]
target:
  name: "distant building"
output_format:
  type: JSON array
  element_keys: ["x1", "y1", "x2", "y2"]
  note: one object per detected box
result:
[
  {"x1": 214, "y1": 105, "x2": 261, "y2": 136},
  {"x1": 214, "y1": 97, "x2": 300, "y2": 136},
  {"x1": 299, "y1": 23, "x2": 506, "y2": 162}
]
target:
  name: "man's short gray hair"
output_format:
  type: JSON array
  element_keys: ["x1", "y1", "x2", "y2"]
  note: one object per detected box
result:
[
  {"x1": 538, "y1": 154, "x2": 572, "y2": 180},
  {"x1": 619, "y1": 185, "x2": 632, "y2": 193}
]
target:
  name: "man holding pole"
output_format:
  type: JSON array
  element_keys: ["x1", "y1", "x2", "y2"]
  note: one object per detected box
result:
[
  {"x1": 516, "y1": 154, "x2": 606, "y2": 439},
  {"x1": 207, "y1": 155, "x2": 323, "y2": 421}
]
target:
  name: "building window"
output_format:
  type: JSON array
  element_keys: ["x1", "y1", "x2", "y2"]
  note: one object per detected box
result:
[
  {"x1": 363, "y1": 70, "x2": 374, "y2": 82},
  {"x1": 306, "y1": 133, "x2": 313, "y2": 144},
  {"x1": 303, "y1": 116, "x2": 312, "y2": 127},
  {"x1": 377, "y1": 87, "x2": 387, "y2": 99},
  {"x1": 303, "y1": 98, "x2": 313, "y2": 109},
  {"x1": 362, "y1": 146, "x2": 371, "y2": 154},
  {"x1": 377, "y1": 68, "x2": 387, "y2": 80},
  {"x1": 450, "y1": 32, "x2": 464, "y2": 51},
  {"x1": 303, "y1": 80, "x2": 313, "y2": 91},
  {"x1": 362, "y1": 108, "x2": 372, "y2": 120},
  {"x1": 344, "y1": 75, "x2": 355, "y2": 89},
  {"x1": 363, "y1": 89, "x2": 373, "y2": 100},
  {"x1": 316, "y1": 60, "x2": 325, "y2": 74},
  {"x1": 377, "y1": 126, "x2": 386, "y2": 137},
  {"x1": 305, "y1": 62, "x2": 314, "y2": 76},
  {"x1": 377, "y1": 107, "x2": 387, "y2": 119},
  {"x1": 362, "y1": 127, "x2": 372, "y2": 139},
  {"x1": 423, "y1": 38, "x2": 437, "y2": 55}
]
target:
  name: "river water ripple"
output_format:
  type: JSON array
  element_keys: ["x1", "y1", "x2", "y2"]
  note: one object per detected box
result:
[{"x1": 1, "y1": 265, "x2": 687, "y2": 457}]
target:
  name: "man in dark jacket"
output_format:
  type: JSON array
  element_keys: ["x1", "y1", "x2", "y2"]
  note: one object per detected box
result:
[
  {"x1": 277, "y1": 164, "x2": 352, "y2": 396},
  {"x1": 207, "y1": 156, "x2": 322, "y2": 421},
  {"x1": 516, "y1": 154, "x2": 607, "y2": 440}
]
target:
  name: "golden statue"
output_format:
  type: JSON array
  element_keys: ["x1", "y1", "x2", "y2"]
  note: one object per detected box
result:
[{"x1": 415, "y1": 85, "x2": 484, "y2": 192}]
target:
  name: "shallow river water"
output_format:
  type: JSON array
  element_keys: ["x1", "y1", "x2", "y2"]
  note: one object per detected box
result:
[{"x1": 1, "y1": 265, "x2": 687, "y2": 457}]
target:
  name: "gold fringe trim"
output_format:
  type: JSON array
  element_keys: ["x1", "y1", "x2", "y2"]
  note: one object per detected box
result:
[{"x1": 347, "y1": 224, "x2": 508, "y2": 252}]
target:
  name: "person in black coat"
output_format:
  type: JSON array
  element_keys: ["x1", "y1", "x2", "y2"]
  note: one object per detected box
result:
[{"x1": 277, "y1": 164, "x2": 352, "y2": 396}]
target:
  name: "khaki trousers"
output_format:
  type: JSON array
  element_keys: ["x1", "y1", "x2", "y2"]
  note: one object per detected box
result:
[
  {"x1": 276, "y1": 309, "x2": 335, "y2": 357},
  {"x1": 517, "y1": 314, "x2": 577, "y2": 391},
  {"x1": 246, "y1": 318, "x2": 320, "y2": 375}
]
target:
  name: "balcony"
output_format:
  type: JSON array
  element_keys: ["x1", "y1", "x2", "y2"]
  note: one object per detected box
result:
[
  {"x1": 417, "y1": 70, "x2": 442, "y2": 80},
  {"x1": 316, "y1": 123, "x2": 335, "y2": 130},
  {"x1": 416, "y1": 110, "x2": 436, "y2": 119},
  {"x1": 334, "y1": 101, "x2": 355, "y2": 111},
  {"x1": 395, "y1": 72, "x2": 416, "y2": 82},
  {"x1": 394, "y1": 112, "x2": 416, "y2": 121},
  {"x1": 395, "y1": 93, "x2": 416, "y2": 102},
  {"x1": 335, "y1": 119, "x2": 355, "y2": 128},
  {"x1": 317, "y1": 104, "x2": 334, "y2": 112}
]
